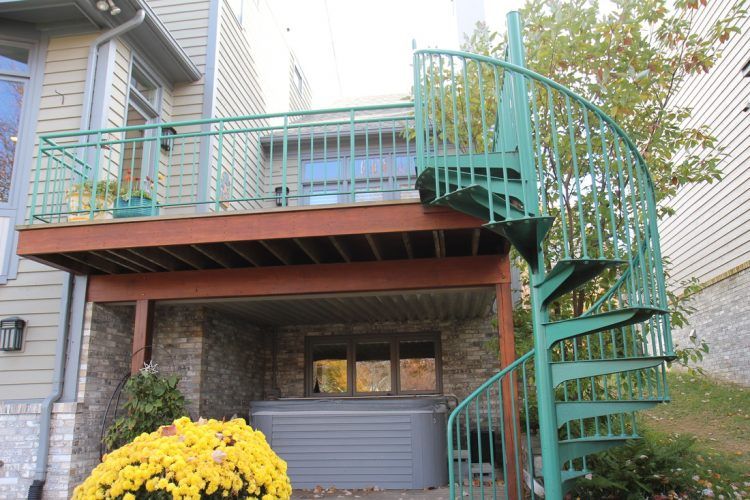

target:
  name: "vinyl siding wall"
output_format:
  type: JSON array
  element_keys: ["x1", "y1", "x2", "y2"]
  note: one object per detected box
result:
[
  {"x1": 659, "y1": 0, "x2": 750, "y2": 288},
  {"x1": 206, "y1": 1, "x2": 267, "y2": 211},
  {"x1": 0, "y1": 33, "x2": 96, "y2": 400}
]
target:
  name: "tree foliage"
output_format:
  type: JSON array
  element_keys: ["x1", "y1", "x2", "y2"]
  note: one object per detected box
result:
[{"x1": 456, "y1": 0, "x2": 745, "y2": 367}]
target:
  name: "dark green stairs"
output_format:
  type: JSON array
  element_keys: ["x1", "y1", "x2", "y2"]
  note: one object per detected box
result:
[{"x1": 414, "y1": 12, "x2": 673, "y2": 500}]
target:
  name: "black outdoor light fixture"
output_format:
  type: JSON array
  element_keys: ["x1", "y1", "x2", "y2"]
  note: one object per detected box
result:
[
  {"x1": 0, "y1": 317, "x2": 25, "y2": 351},
  {"x1": 160, "y1": 126, "x2": 177, "y2": 152},
  {"x1": 275, "y1": 186, "x2": 289, "y2": 206}
]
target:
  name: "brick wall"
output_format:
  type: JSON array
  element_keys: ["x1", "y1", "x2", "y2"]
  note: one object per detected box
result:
[
  {"x1": 0, "y1": 402, "x2": 76, "y2": 499},
  {"x1": 151, "y1": 305, "x2": 205, "y2": 418},
  {"x1": 68, "y1": 303, "x2": 134, "y2": 494},
  {"x1": 672, "y1": 266, "x2": 750, "y2": 386},
  {"x1": 200, "y1": 309, "x2": 269, "y2": 419},
  {"x1": 273, "y1": 317, "x2": 500, "y2": 400}
]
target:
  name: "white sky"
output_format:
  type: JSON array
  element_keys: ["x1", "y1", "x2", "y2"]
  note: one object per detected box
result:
[{"x1": 266, "y1": 0, "x2": 522, "y2": 107}]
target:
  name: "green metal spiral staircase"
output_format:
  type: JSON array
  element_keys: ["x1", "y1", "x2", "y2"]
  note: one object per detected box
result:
[{"x1": 413, "y1": 12, "x2": 673, "y2": 500}]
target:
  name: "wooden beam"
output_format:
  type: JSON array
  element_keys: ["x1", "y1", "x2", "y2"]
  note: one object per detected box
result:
[
  {"x1": 87, "y1": 255, "x2": 509, "y2": 302},
  {"x1": 64, "y1": 252, "x2": 121, "y2": 274},
  {"x1": 97, "y1": 251, "x2": 151, "y2": 273},
  {"x1": 108, "y1": 250, "x2": 160, "y2": 273},
  {"x1": 293, "y1": 238, "x2": 322, "y2": 264},
  {"x1": 496, "y1": 256, "x2": 520, "y2": 498},
  {"x1": 131, "y1": 299, "x2": 154, "y2": 374},
  {"x1": 160, "y1": 246, "x2": 214, "y2": 270},
  {"x1": 471, "y1": 228, "x2": 481, "y2": 257},
  {"x1": 401, "y1": 232, "x2": 414, "y2": 259},
  {"x1": 134, "y1": 247, "x2": 179, "y2": 271},
  {"x1": 327, "y1": 236, "x2": 351, "y2": 263},
  {"x1": 225, "y1": 242, "x2": 261, "y2": 266},
  {"x1": 18, "y1": 203, "x2": 483, "y2": 256},
  {"x1": 364, "y1": 234, "x2": 382, "y2": 261},
  {"x1": 191, "y1": 244, "x2": 239, "y2": 268},
  {"x1": 258, "y1": 240, "x2": 294, "y2": 265}
]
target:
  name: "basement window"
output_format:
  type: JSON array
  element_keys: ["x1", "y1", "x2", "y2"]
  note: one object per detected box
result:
[{"x1": 306, "y1": 333, "x2": 441, "y2": 396}]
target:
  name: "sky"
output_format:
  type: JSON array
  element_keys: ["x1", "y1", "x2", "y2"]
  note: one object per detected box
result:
[{"x1": 266, "y1": 0, "x2": 522, "y2": 107}]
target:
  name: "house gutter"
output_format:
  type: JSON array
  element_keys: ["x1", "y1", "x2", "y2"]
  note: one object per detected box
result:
[
  {"x1": 80, "y1": 8, "x2": 146, "y2": 131},
  {"x1": 27, "y1": 273, "x2": 74, "y2": 500},
  {"x1": 28, "y1": 13, "x2": 145, "y2": 499}
]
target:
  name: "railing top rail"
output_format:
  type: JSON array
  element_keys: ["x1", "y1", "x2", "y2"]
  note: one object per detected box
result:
[
  {"x1": 414, "y1": 48, "x2": 654, "y2": 186},
  {"x1": 448, "y1": 349, "x2": 535, "y2": 419},
  {"x1": 38, "y1": 102, "x2": 416, "y2": 142}
]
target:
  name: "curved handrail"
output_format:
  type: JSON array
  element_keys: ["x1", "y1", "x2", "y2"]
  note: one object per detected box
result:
[
  {"x1": 446, "y1": 349, "x2": 536, "y2": 499},
  {"x1": 414, "y1": 48, "x2": 655, "y2": 189},
  {"x1": 448, "y1": 349, "x2": 535, "y2": 421}
]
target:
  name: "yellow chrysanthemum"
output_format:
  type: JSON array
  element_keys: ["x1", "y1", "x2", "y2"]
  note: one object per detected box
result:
[{"x1": 72, "y1": 417, "x2": 292, "y2": 499}]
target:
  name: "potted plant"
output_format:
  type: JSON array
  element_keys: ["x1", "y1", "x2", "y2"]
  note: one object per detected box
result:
[
  {"x1": 65, "y1": 180, "x2": 118, "y2": 222},
  {"x1": 114, "y1": 175, "x2": 160, "y2": 218}
]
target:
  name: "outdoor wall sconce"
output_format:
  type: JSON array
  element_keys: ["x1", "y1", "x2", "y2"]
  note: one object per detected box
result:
[
  {"x1": 160, "y1": 127, "x2": 177, "y2": 152},
  {"x1": 275, "y1": 186, "x2": 289, "y2": 206},
  {"x1": 0, "y1": 317, "x2": 25, "y2": 351}
]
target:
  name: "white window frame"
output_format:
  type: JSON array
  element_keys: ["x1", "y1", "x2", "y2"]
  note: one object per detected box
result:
[{"x1": 0, "y1": 37, "x2": 39, "y2": 283}]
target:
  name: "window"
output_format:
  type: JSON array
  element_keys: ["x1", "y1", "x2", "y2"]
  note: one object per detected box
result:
[
  {"x1": 306, "y1": 334, "x2": 441, "y2": 396},
  {"x1": 0, "y1": 41, "x2": 32, "y2": 282},
  {"x1": 300, "y1": 153, "x2": 418, "y2": 206},
  {"x1": 121, "y1": 60, "x2": 162, "y2": 191},
  {"x1": 294, "y1": 64, "x2": 303, "y2": 93},
  {"x1": 0, "y1": 43, "x2": 30, "y2": 203}
]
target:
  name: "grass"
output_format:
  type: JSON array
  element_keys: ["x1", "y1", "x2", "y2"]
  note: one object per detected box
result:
[
  {"x1": 641, "y1": 370, "x2": 750, "y2": 497},
  {"x1": 644, "y1": 370, "x2": 750, "y2": 469}
]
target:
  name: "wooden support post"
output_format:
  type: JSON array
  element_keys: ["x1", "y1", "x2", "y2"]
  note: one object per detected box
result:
[
  {"x1": 131, "y1": 299, "x2": 154, "y2": 375},
  {"x1": 497, "y1": 275, "x2": 521, "y2": 499}
]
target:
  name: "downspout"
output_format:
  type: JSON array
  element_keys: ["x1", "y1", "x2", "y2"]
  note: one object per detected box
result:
[
  {"x1": 27, "y1": 273, "x2": 73, "y2": 500},
  {"x1": 80, "y1": 8, "x2": 146, "y2": 131},
  {"x1": 28, "y1": 11, "x2": 145, "y2": 499}
]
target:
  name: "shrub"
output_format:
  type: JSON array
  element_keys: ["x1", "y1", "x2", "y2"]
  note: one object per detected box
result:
[
  {"x1": 103, "y1": 366, "x2": 187, "y2": 452},
  {"x1": 74, "y1": 417, "x2": 292, "y2": 499},
  {"x1": 570, "y1": 429, "x2": 743, "y2": 499}
]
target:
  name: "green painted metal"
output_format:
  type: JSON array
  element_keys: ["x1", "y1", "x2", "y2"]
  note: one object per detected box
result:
[
  {"x1": 29, "y1": 103, "x2": 417, "y2": 223},
  {"x1": 556, "y1": 400, "x2": 661, "y2": 428},
  {"x1": 551, "y1": 358, "x2": 667, "y2": 387},
  {"x1": 27, "y1": 9, "x2": 676, "y2": 498},
  {"x1": 537, "y1": 259, "x2": 626, "y2": 305},
  {"x1": 413, "y1": 10, "x2": 673, "y2": 500},
  {"x1": 545, "y1": 307, "x2": 665, "y2": 349}
]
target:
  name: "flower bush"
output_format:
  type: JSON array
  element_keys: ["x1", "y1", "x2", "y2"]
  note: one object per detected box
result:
[{"x1": 74, "y1": 417, "x2": 291, "y2": 500}]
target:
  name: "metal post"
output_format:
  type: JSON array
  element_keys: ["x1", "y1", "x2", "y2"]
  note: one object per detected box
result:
[{"x1": 507, "y1": 11, "x2": 562, "y2": 499}]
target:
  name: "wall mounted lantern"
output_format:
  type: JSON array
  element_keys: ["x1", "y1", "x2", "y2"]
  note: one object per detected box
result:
[
  {"x1": 160, "y1": 127, "x2": 177, "y2": 152},
  {"x1": 275, "y1": 186, "x2": 289, "y2": 206},
  {"x1": 0, "y1": 317, "x2": 25, "y2": 351}
]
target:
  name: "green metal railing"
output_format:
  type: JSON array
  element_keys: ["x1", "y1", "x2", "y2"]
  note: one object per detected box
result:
[
  {"x1": 416, "y1": 11, "x2": 673, "y2": 499},
  {"x1": 447, "y1": 350, "x2": 537, "y2": 500},
  {"x1": 29, "y1": 104, "x2": 416, "y2": 223}
]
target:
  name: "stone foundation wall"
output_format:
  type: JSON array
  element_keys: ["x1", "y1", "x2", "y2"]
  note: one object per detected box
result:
[
  {"x1": 68, "y1": 303, "x2": 134, "y2": 494},
  {"x1": 672, "y1": 266, "x2": 750, "y2": 386},
  {"x1": 0, "y1": 402, "x2": 76, "y2": 499},
  {"x1": 201, "y1": 309, "x2": 269, "y2": 419},
  {"x1": 273, "y1": 316, "x2": 499, "y2": 400},
  {"x1": 151, "y1": 305, "x2": 205, "y2": 418}
]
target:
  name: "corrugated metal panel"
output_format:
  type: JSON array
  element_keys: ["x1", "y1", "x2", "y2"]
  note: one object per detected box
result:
[
  {"x1": 201, "y1": 288, "x2": 494, "y2": 326},
  {"x1": 659, "y1": 0, "x2": 750, "y2": 288}
]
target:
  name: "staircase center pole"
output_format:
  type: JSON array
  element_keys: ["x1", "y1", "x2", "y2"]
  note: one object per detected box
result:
[
  {"x1": 506, "y1": 11, "x2": 563, "y2": 499},
  {"x1": 529, "y1": 268, "x2": 562, "y2": 499}
]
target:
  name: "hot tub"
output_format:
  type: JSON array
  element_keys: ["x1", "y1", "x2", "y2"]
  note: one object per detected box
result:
[{"x1": 250, "y1": 397, "x2": 448, "y2": 489}]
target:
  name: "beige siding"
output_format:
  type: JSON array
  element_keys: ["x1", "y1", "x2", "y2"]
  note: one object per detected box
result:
[
  {"x1": 0, "y1": 33, "x2": 99, "y2": 400},
  {"x1": 206, "y1": 1, "x2": 267, "y2": 210},
  {"x1": 289, "y1": 59, "x2": 312, "y2": 113},
  {"x1": 149, "y1": 0, "x2": 209, "y2": 124},
  {"x1": 659, "y1": 0, "x2": 750, "y2": 289}
]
